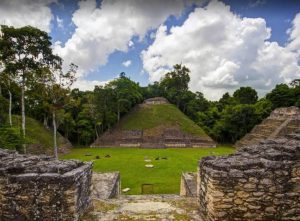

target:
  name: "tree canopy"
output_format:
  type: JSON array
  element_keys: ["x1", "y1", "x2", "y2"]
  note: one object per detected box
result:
[{"x1": 1, "y1": 25, "x2": 300, "y2": 150}]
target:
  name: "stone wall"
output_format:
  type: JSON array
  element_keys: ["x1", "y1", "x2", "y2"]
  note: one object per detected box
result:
[
  {"x1": 0, "y1": 149, "x2": 93, "y2": 221},
  {"x1": 93, "y1": 128, "x2": 216, "y2": 148},
  {"x1": 144, "y1": 97, "x2": 169, "y2": 105},
  {"x1": 198, "y1": 130, "x2": 300, "y2": 221}
]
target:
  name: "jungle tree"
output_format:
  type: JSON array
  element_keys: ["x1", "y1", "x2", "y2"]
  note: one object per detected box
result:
[{"x1": 0, "y1": 25, "x2": 60, "y2": 153}]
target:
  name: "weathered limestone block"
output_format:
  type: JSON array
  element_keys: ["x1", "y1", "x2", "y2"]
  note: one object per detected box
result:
[
  {"x1": 180, "y1": 172, "x2": 197, "y2": 197},
  {"x1": 92, "y1": 172, "x2": 120, "y2": 199},
  {"x1": 0, "y1": 149, "x2": 92, "y2": 221},
  {"x1": 198, "y1": 129, "x2": 300, "y2": 221}
]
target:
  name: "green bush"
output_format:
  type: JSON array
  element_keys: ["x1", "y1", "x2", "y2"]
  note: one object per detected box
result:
[
  {"x1": 0, "y1": 96, "x2": 8, "y2": 124},
  {"x1": 0, "y1": 125, "x2": 24, "y2": 151}
]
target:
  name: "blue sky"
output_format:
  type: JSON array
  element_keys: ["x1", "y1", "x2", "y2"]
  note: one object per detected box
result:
[
  {"x1": 48, "y1": 0, "x2": 300, "y2": 86},
  {"x1": 1, "y1": 0, "x2": 300, "y2": 99}
]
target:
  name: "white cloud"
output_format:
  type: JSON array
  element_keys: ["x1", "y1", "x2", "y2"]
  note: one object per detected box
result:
[
  {"x1": 248, "y1": 0, "x2": 266, "y2": 8},
  {"x1": 287, "y1": 13, "x2": 300, "y2": 57},
  {"x1": 142, "y1": 1, "x2": 300, "y2": 100},
  {"x1": 54, "y1": 40, "x2": 62, "y2": 47},
  {"x1": 56, "y1": 16, "x2": 64, "y2": 29},
  {"x1": 53, "y1": 0, "x2": 191, "y2": 79},
  {"x1": 0, "y1": 0, "x2": 55, "y2": 32},
  {"x1": 72, "y1": 78, "x2": 108, "y2": 91},
  {"x1": 128, "y1": 40, "x2": 134, "y2": 47},
  {"x1": 122, "y1": 60, "x2": 132, "y2": 67}
]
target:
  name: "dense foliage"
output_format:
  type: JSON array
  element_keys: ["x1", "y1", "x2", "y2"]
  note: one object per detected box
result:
[
  {"x1": 1, "y1": 25, "x2": 299, "y2": 150},
  {"x1": 142, "y1": 65, "x2": 299, "y2": 143}
]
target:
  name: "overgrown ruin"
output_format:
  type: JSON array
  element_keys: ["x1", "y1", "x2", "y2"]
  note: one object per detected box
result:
[
  {"x1": 197, "y1": 129, "x2": 300, "y2": 220},
  {"x1": 235, "y1": 106, "x2": 300, "y2": 148},
  {"x1": 0, "y1": 149, "x2": 92, "y2": 221},
  {"x1": 92, "y1": 97, "x2": 216, "y2": 148}
]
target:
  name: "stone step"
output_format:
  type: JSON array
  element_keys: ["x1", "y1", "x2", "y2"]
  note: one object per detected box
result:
[{"x1": 286, "y1": 133, "x2": 300, "y2": 140}]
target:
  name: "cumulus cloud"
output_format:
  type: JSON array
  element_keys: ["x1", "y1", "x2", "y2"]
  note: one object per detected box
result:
[
  {"x1": 72, "y1": 79, "x2": 108, "y2": 91},
  {"x1": 0, "y1": 0, "x2": 55, "y2": 32},
  {"x1": 122, "y1": 60, "x2": 132, "y2": 67},
  {"x1": 53, "y1": 0, "x2": 192, "y2": 79},
  {"x1": 142, "y1": 1, "x2": 300, "y2": 100},
  {"x1": 287, "y1": 13, "x2": 300, "y2": 57}
]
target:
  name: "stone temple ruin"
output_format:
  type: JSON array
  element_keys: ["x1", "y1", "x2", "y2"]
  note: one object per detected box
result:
[
  {"x1": 0, "y1": 149, "x2": 93, "y2": 221},
  {"x1": 235, "y1": 106, "x2": 300, "y2": 148},
  {"x1": 92, "y1": 97, "x2": 216, "y2": 148}
]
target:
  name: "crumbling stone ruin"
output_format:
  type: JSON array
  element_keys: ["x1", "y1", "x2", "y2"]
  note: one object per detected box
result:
[
  {"x1": 235, "y1": 106, "x2": 300, "y2": 148},
  {"x1": 0, "y1": 149, "x2": 92, "y2": 221},
  {"x1": 198, "y1": 129, "x2": 300, "y2": 221}
]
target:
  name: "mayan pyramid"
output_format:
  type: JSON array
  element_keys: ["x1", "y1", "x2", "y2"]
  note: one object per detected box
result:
[
  {"x1": 91, "y1": 97, "x2": 216, "y2": 148},
  {"x1": 235, "y1": 106, "x2": 300, "y2": 148}
]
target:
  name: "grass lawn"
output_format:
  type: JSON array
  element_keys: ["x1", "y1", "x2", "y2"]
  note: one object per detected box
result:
[{"x1": 61, "y1": 146, "x2": 235, "y2": 195}]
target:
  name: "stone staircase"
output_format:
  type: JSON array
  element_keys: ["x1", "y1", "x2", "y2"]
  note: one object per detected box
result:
[{"x1": 235, "y1": 106, "x2": 300, "y2": 148}]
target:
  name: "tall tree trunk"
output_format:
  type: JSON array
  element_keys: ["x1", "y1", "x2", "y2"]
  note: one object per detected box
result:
[
  {"x1": 95, "y1": 123, "x2": 99, "y2": 138},
  {"x1": 43, "y1": 115, "x2": 48, "y2": 128},
  {"x1": 8, "y1": 89, "x2": 12, "y2": 126},
  {"x1": 53, "y1": 111, "x2": 58, "y2": 160},
  {"x1": 21, "y1": 77, "x2": 26, "y2": 153},
  {"x1": 117, "y1": 103, "x2": 120, "y2": 122}
]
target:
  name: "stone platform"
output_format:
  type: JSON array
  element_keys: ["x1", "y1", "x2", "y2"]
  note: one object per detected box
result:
[{"x1": 82, "y1": 195, "x2": 203, "y2": 221}]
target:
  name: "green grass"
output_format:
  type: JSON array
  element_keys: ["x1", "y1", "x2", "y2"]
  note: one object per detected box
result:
[
  {"x1": 120, "y1": 104, "x2": 208, "y2": 137},
  {"x1": 11, "y1": 115, "x2": 64, "y2": 153},
  {"x1": 61, "y1": 146, "x2": 235, "y2": 194}
]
